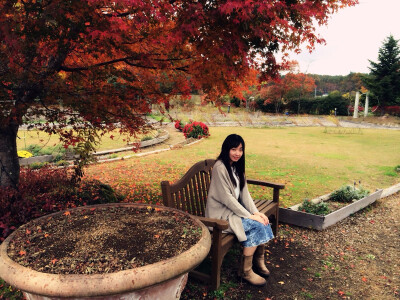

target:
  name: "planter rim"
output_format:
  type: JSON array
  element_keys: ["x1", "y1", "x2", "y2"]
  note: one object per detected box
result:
[{"x1": 0, "y1": 203, "x2": 211, "y2": 298}]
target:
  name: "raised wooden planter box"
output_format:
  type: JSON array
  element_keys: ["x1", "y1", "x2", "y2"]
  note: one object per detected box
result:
[{"x1": 279, "y1": 189, "x2": 383, "y2": 230}]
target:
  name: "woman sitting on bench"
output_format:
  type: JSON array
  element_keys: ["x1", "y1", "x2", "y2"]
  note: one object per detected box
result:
[{"x1": 205, "y1": 134, "x2": 273, "y2": 286}]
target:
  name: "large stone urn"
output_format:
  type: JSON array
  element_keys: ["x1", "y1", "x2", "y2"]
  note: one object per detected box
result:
[{"x1": 0, "y1": 203, "x2": 211, "y2": 299}]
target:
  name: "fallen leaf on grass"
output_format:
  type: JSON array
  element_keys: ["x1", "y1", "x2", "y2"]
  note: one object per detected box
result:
[
  {"x1": 19, "y1": 250, "x2": 26, "y2": 256},
  {"x1": 63, "y1": 211, "x2": 71, "y2": 216}
]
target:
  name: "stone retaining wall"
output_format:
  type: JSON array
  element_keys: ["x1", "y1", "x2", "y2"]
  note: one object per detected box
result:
[{"x1": 19, "y1": 155, "x2": 54, "y2": 166}]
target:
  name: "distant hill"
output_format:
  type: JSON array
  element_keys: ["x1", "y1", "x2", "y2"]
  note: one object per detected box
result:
[{"x1": 309, "y1": 73, "x2": 367, "y2": 95}]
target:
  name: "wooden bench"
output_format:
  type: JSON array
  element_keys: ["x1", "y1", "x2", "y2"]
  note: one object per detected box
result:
[{"x1": 161, "y1": 159, "x2": 285, "y2": 290}]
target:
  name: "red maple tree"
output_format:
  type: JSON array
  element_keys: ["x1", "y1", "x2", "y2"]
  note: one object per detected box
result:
[
  {"x1": 0, "y1": 0, "x2": 357, "y2": 187},
  {"x1": 260, "y1": 72, "x2": 316, "y2": 113}
]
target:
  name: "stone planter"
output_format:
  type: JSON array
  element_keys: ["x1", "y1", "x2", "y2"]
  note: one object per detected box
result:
[
  {"x1": 279, "y1": 189, "x2": 383, "y2": 230},
  {"x1": 0, "y1": 203, "x2": 211, "y2": 299}
]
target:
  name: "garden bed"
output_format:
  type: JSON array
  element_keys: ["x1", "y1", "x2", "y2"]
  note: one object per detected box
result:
[{"x1": 279, "y1": 189, "x2": 383, "y2": 230}]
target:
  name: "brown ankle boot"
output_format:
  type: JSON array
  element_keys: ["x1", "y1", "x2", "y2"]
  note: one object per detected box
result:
[
  {"x1": 239, "y1": 254, "x2": 267, "y2": 286},
  {"x1": 253, "y1": 244, "x2": 270, "y2": 277}
]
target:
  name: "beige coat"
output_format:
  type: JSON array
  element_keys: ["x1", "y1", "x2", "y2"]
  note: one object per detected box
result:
[{"x1": 205, "y1": 160, "x2": 258, "y2": 242}]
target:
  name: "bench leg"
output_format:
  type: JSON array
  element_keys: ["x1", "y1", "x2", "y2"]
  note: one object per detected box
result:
[
  {"x1": 210, "y1": 228, "x2": 224, "y2": 290},
  {"x1": 274, "y1": 207, "x2": 279, "y2": 236},
  {"x1": 210, "y1": 251, "x2": 223, "y2": 290}
]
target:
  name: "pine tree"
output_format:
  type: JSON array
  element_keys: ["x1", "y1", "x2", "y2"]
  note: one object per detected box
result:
[{"x1": 363, "y1": 35, "x2": 400, "y2": 108}]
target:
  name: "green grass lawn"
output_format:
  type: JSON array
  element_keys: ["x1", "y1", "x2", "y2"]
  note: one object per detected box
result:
[{"x1": 85, "y1": 126, "x2": 400, "y2": 207}]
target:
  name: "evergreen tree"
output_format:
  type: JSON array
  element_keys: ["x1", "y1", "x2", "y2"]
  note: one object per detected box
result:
[{"x1": 363, "y1": 35, "x2": 400, "y2": 108}]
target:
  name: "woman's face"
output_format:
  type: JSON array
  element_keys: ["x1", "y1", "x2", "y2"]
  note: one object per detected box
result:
[{"x1": 229, "y1": 143, "x2": 243, "y2": 164}]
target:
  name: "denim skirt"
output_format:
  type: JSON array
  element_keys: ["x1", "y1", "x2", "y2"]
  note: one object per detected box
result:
[{"x1": 240, "y1": 218, "x2": 274, "y2": 248}]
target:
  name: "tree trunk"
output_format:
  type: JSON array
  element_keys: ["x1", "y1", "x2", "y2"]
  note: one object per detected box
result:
[{"x1": 0, "y1": 123, "x2": 20, "y2": 188}]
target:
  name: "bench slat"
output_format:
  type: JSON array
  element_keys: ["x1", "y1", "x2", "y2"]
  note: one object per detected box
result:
[
  {"x1": 188, "y1": 177, "x2": 197, "y2": 214},
  {"x1": 255, "y1": 199, "x2": 274, "y2": 212}
]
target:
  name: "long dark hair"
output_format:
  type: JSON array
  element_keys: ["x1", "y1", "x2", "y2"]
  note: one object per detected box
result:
[{"x1": 217, "y1": 134, "x2": 245, "y2": 191}]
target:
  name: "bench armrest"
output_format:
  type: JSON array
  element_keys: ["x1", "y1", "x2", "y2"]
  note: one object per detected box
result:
[
  {"x1": 196, "y1": 216, "x2": 229, "y2": 230},
  {"x1": 247, "y1": 179, "x2": 285, "y2": 189}
]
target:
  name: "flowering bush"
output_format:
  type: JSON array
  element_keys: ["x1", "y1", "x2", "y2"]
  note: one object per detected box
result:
[
  {"x1": 0, "y1": 166, "x2": 123, "y2": 241},
  {"x1": 17, "y1": 150, "x2": 33, "y2": 158},
  {"x1": 182, "y1": 120, "x2": 210, "y2": 139},
  {"x1": 174, "y1": 120, "x2": 184, "y2": 131}
]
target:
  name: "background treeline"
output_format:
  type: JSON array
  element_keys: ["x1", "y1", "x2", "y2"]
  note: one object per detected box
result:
[
  {"x1": 255, "y1": 91, "x2": 351, "y2": 116},
  {"x1": 309, "y1": 73, "x2": 364, "y2": 96}
]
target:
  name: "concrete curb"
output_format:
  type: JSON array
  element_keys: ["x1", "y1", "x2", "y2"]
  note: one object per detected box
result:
[
  {"x1": 94, "y1": 130, "x2": 169, "y2": 157},
  {"x1": 380, "y1": 182, "x2": 400, "y2": 198},
  {"x1": 95, "y1": 137, "x2": 204, "y2": 163}
]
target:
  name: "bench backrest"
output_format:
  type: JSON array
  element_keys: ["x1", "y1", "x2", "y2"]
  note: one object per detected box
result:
[{"x1": 161, "y1": 159, "x2": 216, "y2": 217}]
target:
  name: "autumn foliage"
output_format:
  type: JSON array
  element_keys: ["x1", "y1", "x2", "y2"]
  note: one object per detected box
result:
[
  {"x1": 260, "y1": 72, "x2": 316, "y2": 113},
  {"x1": 0, "y1": 167, "x2": 122, "y2": 240},
  {"x1": 0, "y1": 0, "x2": 358, "y2": 187}
]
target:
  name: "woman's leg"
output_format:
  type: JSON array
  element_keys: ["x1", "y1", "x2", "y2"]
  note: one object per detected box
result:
[
  {"x1": 239, "y1": 219, "x2": 274, "y2": 285},
  {"x1": 253, "y1": 244, "x2": 270, "y2": 277},
  {"x1": 239, "y1": 246, "x2": 266, "y2": 286},
  {"x1": 242, "y1": 246, "x2": 257, "y2": 256}
]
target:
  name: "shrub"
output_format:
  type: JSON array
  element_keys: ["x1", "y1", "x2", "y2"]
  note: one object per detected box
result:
[
  {"x1": 55, "y1": 160, "x2": 70, "y2": 167},
  {"x1": 182, "y1": 120, "x2": 210, "y2": 139},
  {"x1": 329, "y1": 185, "x2": 369, "y2": 203},
  {"x1": 141, "y1": 135, "x2": 153, "y2": 142},
  {"x1": 174, "y1": 120, "x2": 184, "y2": 131},
  {"x1": 230, "y1": 96, "x2": 242, "y2": 107},
  {"x1": 26, "y1": 144, "x2": 41, "y2": 156},
  {"x1": 28, "y1": 162, "x2": 50, "y2": 169},
  {"x1": 26, "y1": 144, "x2": 66, "y2": 157},
  {"x1": 0, "y1": 166, "x2": 123, "y2": 241},
  {"x1": 298, "y1": 199, "x2": 331, "y2": 215}
]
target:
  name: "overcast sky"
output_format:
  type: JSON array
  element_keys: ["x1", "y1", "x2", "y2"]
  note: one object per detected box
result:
[{"x1": 290, "y1": 0, "x2": 400, "y2": 76}]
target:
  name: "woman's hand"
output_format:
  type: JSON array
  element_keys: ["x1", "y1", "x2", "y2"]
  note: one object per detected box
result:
[
  {"x1": 249, "y1": 213, "x2": 269, "y2": 225},
  {"x1": 253, "y1": 212, "x2": 270, "y2": 225}
]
